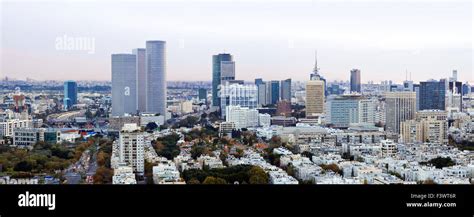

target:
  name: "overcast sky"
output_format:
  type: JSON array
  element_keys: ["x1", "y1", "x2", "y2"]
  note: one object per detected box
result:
[{"x1": 1, "y1": 0, "x2": 472, "y2": 83}]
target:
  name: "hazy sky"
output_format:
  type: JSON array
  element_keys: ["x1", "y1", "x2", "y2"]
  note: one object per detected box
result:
[{"x1": 1, "y1": 0, "x2": 473, "y2": 83}]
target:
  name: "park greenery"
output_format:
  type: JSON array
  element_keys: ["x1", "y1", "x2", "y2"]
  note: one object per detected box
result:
[
  {"x1": 0, "y1": 139, "x2": 94, "y2": 178},
  {"x1": 152, "y1": 133, "x2": 181, "y2": 160},
  {"x1": 182, "y1": 165, "x2": 269, "y2": 184},
  {"x1": 420, "y1": 157, "x2": 456, "y2": 169}
]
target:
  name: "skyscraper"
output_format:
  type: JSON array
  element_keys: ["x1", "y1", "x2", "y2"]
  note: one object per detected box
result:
[
  {"x1": 220, "y1": 61, "x2": 235, "y2": 81},
  {"x1": 270, "y1": 80, "x2": 280, "y2": 104},
  {"x1": 385, "y1": 92, "x2": 416, "y2": 134},
  {"x1": 111, "y1": 54, "x2": 137, "y2": 116},
  {"x1": 280, "y1": 78, "x2": 291, "y2": 102},
  {"x1": 146, "y1": 41, "x2": 167, "y2": 116},
  {"x1": 63, "y1": 80, "x2": 77, "y2": 110},
  {"x1": 257, "y1": 82, "x2": 267, "y2": 106},
  {"x1": 212, "y1": 53, "x2": 233, "y2": 107},
  {"x1": 350, "y1": 69, "x2": 361, "y2": 93},
  {"x1": 306, "y1": 80, "x2": 325, "y2": 118},
  {"x1": 198, "y1": 88, "x2": 208, "y2": 102},
  {"x1": 133, "y1": 48, "x2": 146, "y2": 113},
  {"x1": 419, "y1": 80, "x2": 446, "y2": 111}
]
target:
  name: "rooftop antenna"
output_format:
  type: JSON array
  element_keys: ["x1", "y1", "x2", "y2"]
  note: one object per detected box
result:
[
  {"x1": 405, "y1": 69, "x2": 408, "y2": 81},
  {"x1": 313, "y1": 50, "x2": 319, "y2": 74}
]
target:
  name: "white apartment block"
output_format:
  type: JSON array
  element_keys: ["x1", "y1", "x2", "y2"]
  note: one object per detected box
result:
[
  {"x1": 112, "y1": 165, "x2": 137, "y2": 184},
  {"x1": 118, "y1": 123, "x2": 145, "y2": 174},
  {"x1": 153, "y1": 160, "x2": 183, "y2": 184},
  {"x1": 225, "y1": 105, "x2": 259, "y2": 129},
  {"x1": 0, "y1": 119, "x2": 32, "y2": 137}
]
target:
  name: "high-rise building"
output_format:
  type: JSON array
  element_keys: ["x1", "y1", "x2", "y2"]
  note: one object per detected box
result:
[
  {"x1": 350, "y1": 69, "x2": 361, "y2": 93},
  {"x1": 118, "y1": 123, "x2": 145, "y2": 174},
  {"x1": 225, "y1": 105, "x2": 259, "y2": 129},
  {"x1": 219, "y1": 81, "x2": 258, "y2": 118},
  {"x1": 111, "y1": 54, "x2": 137, "y2": 116},
  {"x1": 257, "y1": 82, "x2": 267, "y2": 106},
  {"x1": 132, "y1": 48, "x2": 147, "y2": 113},
  {"x1": 63, "y1": 80, "x2": 77, "y2": 110},
  {"x1": 326, "y1": 94, "x2": 375, "y2": 128},
  {"x1": 255, "y1": 78, "x2": 264, "y2": 86},
  {"x1": 270, "y1": 81, "x2": 280, "y2": 104},
  {"x1": 401, "y1": 110, "x2": 448, "y2": 144},
  {"x1": 198, "y1": 88, "x2": 207, "y2": 102},
  {"x1": 146, "y1": 41, "x2": 167, "y2": 116},
  {"x1": 280, "y1": 78, "x2": 291, "y2": 101},
  {"x1": 212, "y1": 53, "x2": 233, "y2": 107},
  {"x1": 419, "y1": 80, "x2": 445, "y2": 111},
  {"x1": 305, "y1": 80, "x2": 325, "y2": 118},
  {"x1": 413, "y1": 84, "x2": 420, "y2": 111},
  {"x1": 462, "y1": 83, "x2": 471, "y2": 96},
  {"x1": 385, "y1": 92, "x2": 416, "y2": 134},
  {"x1": 451, "y1": 70, "x2": 458, "y2": 82},
  {"x1": 220, "y1": 61, "x2": 235, "y2": 81}
]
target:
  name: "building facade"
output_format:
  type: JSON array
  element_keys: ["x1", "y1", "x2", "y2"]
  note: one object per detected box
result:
[
  {"x1": 385, "y1": 92, "x2": 416, "y2": 134},
  {"x1": 111, "y1": 54, "x2": 137, "y2": 116},
  {"x1": 306, "y1": 80, "x2": 325, "y2": 118},
  {"x1": 132, "y1": 48, "x2": 147, "y2": 113},
  {"x1": 350, "y1": 69, "x2": 361, "y2": 93},
  {"x1": 212, "y1": 53, "x2": 233, "y2": 107},
  {"x1": 63, "y1": 80, "x2": 77, "y2": 110},
  {"x1": 146, "y1": 41, "x2": 167, "y2": 116}
]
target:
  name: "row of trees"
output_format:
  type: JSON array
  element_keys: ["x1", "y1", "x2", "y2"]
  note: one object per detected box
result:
[
  {"x1": 93, "y1": 139, "x2": 114, "y2": 184},
  {"x1": 0, "y1": 139, "x2": 94, "y2": 177},
  {"x1": 182, "y1": 165, "x2": 269, "y2": 184}
]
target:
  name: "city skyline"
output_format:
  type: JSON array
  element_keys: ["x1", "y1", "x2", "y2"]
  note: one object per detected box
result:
[{"x1": 1, "y1": 0, "x2": 472, "y2": 83}]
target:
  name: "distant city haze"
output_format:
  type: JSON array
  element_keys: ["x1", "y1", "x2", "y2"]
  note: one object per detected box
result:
[{"x1": 1, "y1": 0, "x2": 473, "y2": 83}]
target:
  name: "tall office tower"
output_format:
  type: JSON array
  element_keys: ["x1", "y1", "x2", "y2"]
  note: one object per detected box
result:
[
  {"x1": 305, "y1": 79, "x2": 325, "y2": 118},
  {"x1": 419, "y1": 80, "x2": 446, "y2": 111},
  {"x1": 219, "y1": 82, "x2": 258, "y2": 118},
  {"x1": 384, "y1": 92, "x2": 416, "y2": 134},
  {"x1": 462, "y1": 83, "x2": 471, "y2": 96},
  {"x1": 350, "y1": 69, "x2": 361, "y2": 93},
  {"x1": 112, "y1": 54, "x2": 137, "y2": 116},
  {"x1": 257, "y1": 82, "x2": 267, "y2": 106},
  {"x1": 255, "y1": 78, "x2": 264, "y2": 86},
  {"x1": 413, "y1": 84, "x2": 420, "y2": 111},
  {"x1": 451, "y1": 70, "x2": 458, "y2": 82},
  {"x1": 270, "y1": 81, "x2": 280, "y2": 105},
  {"x1": 220, "y1": 61, "x2": 235, "y2": 81},
  {"x1": 198, "y1": 88, "x2": 207, "y2": 102},
  {"x1": 63, "y1": 80, "x2": 78, "y2": 110},
  {"x1": 310, "y1": 51, "x2": 327, "y2": 95},
  {"x1": 133, "y1": 48, "x2": 146, "y2": 113},
  {"x1": 118, "y1": 123, "x2": 145, "y2": 174},
  {"x1": 280, "y1": 78, "x2": 291, "y2": 101},
  {"x1": 146, "y1": 41, "x2": 167, "y2": 116},
  {"x1": 212, "y1": 53, "x2": 233, "y2": 107}
]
